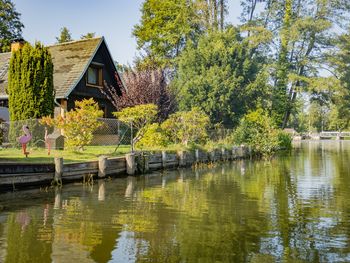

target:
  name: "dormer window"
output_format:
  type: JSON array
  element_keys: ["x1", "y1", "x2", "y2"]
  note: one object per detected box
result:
[{"x1": 87, "y1": 64, "x2": 103, "y2": 87}]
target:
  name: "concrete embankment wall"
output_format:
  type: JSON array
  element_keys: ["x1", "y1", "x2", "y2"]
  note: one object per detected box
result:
[{"x1": 0, "y1": 146, "x2": 251, "y2": 189}]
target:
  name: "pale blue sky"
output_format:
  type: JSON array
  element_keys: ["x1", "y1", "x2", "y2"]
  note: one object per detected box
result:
[{"x1": 12, "y1": 0, "x2": 241, "y2": 65}]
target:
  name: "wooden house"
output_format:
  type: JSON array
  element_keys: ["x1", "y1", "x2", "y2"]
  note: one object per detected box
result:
[{"x1": 0, "y1": 37, "x2": 123, "y2": 119}]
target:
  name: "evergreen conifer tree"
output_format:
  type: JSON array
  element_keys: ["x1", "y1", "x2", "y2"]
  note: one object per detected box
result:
[
  {"x1": 7, "y1": 42, "x2": 54, "y2": 121},
  {"x1": 56, "y1": 27, "x2": 73, "y2": 43},
  {"x1": 0, "y1": 0, "x2": 24, "y2": 52}
]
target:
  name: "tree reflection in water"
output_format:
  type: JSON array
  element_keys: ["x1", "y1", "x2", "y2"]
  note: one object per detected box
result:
[{"x1": 0, "y1": 141, "x2": 350, "y2": 262}]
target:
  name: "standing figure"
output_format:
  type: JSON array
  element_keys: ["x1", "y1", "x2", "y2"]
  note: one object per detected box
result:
[
  {"x1": 44, "y1": 127, "x2": 50, "y2": 155},
  {"x1": 18, "y1": 125, "x2": 32, "y2": 157}
]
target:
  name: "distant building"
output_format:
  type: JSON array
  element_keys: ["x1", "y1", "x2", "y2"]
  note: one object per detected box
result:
[{"x1": 0, "y1": 37, "x2": 123, "y2": 118}]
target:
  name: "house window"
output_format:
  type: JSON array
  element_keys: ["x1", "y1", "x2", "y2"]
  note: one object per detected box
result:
[{"x1": 87, "y1": 66, "x2": 102, "y2": 86}]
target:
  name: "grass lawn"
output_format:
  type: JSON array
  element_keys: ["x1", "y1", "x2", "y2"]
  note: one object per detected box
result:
[
  {"x1": 0, "y1": 143, "x2": 235, "y2": 164},
  {"x1": 0, "y1": 145, "x2": 131, "y2": 163}
]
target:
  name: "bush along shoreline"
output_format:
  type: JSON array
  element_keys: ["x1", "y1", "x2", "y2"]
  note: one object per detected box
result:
[
  {"x1": 27, "y1": 103, "x2": 292, "y2": 165},
  {"x1": 113, "y1": 105, "x2": 292, "y2": 161}
]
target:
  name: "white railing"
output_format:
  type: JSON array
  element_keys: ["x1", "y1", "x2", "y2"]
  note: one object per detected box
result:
[{"x1": 319, "y1": 131, "x2": 350, "y2": 137}]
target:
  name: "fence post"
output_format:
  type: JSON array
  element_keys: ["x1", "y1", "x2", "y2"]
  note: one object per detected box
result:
[
  {"x1": 143, "y1": 153, "x2": 150, "y2": 173},
  {"x1": 54, "y1": 157, "x2": 63, "y2": 184},
  {"x1": 195, "y1": 149, "x2": 200, "y2": 163},
  {"x1": 209, "y1": 150, "x2": 215, "y2": 162},
  {"x1": 232, "y1": 146, "x2": 237, "y2": 159},
  {"x1": 130, "y1": 122, "x2": 134, "y2": 153},
  {"x1": 98, "y1": 156, "x2": 107, "y2": 178},
  {"x1": 126, "y1": 153, "x2": 136, "y2": 175},
  {"x1": 178, "y1": 151, "x2": 187, "y2": 167},
  {"x1": 136, "y1": 152, "x2": 150, "y2": 174},
  {"x1": 221, "y1": 148, "x2": 227, "y2": 161},
  {"x1": 248, "y1": 146, "x2": 253, "y2": 159},
  {"x1": 238, "y1": 146, "x2": 244, "y2": 158},
  {"x1": 162, "y1": 151, "x2": 167, "y2": 168}
]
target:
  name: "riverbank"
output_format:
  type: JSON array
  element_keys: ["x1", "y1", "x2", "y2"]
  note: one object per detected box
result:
[
  {"x1": 1, "y1": 141, "x2": 347, "y2": 262},
  {"x1": 0, "y1": 145, "x2": 131, "y2": 163},
  {"x1": 0, "y1": 146, "x2": 251, "y2": 190}
]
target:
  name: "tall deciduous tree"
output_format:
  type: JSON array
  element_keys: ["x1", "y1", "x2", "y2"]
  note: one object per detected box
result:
[
  {"x1": 56, "y1": 27, "x2": 73, "y2": 44},
  {"x1": 0, "y1": 0, "x2": 24, "y2": 52},
  {"x1": 7, "y1": 42, "x2": 54, "y2": 121},
  {"x1": 199, "y1": 0, "x2": 227, "y2": 31},
  {"x1": 240, "y1": 0, "x2": 350, "y2": 128},
  {"x1": 271, "y1": 0, "x2": 292, "y2": 128},
  {"x1": 173, "y1": 27, "x2": 269, "y2": 127},
  {"x1": 327, "y1": 30, "x2": 350, "y2": 131},
  {"x1": 133, "y1": 0, "x2": 203, "y2": 68}
]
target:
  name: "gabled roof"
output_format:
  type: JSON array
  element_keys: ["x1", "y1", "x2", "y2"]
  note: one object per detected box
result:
[{"x1": 0, "y1": 37, "x2": 120, "y2": 99}]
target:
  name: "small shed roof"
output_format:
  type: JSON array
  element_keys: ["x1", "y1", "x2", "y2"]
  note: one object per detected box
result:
[{"x1": 0, "y1": 37, "x2": 114, "y2": 99}]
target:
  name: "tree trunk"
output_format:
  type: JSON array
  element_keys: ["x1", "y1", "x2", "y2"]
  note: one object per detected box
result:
[
  {"x1": 220, "y1": 0, "x2": 225, "y2": 30},
  {"x1": 213, "y1": 0, "x2": 218, "y2": 30}
]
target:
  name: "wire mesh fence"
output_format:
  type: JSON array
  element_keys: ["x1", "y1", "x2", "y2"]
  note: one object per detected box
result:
[
  {"x1": 0, "y1": 118, "x2": 132, "y2": 150},
  {"x1": 0, "y1": 118, "x2": 233, "y2": 153},
  {"x1": 91, "y1": 118, "x2": 132, "y2": 146},
  {"x1": 208, "y1": 128, "x2": 233, "y2": 142}
]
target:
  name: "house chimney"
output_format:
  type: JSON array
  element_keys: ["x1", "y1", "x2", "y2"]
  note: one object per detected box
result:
[{"x1": 11, "y1": 38, "x2": 25, "y2": 52}]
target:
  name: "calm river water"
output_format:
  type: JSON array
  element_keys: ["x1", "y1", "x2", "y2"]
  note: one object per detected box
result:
[{"x1": 1, "y1": 141, "x2": 350, "y2": 262}]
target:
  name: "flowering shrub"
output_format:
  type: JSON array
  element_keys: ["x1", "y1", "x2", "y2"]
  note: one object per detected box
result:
[{"x1": 41, "y1": 98, "x2": 103, "y2": 150}]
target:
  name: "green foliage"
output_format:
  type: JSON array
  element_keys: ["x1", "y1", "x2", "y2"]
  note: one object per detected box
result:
[
  {"x1": 7, "y1": 42, "x2": 54, "y2": 121},
  {"x1": 113, "y1": 104, "x2": 158, "y2": 149},
  {"x1": 133, "y1": 0, "x2": 203, "y2": 68},
  {"x1": 326, "y1": 29, "x2": 350, "y2": 131},
  {"x1": 0, "y1": 0, "x2": 24, "y2": 52},
  {"x1": 80, "y1": 32, "x2": 95, "y2": 39},
  {"x1": 7, "y1": 42, "x2": 54, "y2": 144},
  {"x1": 308, "y1": 101, "x2": 329, "y2": 132},
  {"x1": 161, "y1": 107, "x2": 210, "y2": 146},
  {"x1": 173, "y1": 27, "x2": 267, "y2": 127},
  {"x1": 288, "y1": 98, "x2": 308, "y2": 133},
  {"x1": 233, "y1": 109, "x2": 281, "y2": 159},
  {"x1": 41, "y1": 99, "x2": 103, "y2": 150},
  {"x1": 135, "y1": 123, "x2": 170, "y2": 149},
  {"x1": 328, "y1": 104, "x2": 349, "y2": 131},
  {"x1": 56, "y1": 27, "x2": 73, "y2": 43},
  {"x1": 114, "y1": 104, "x2": 158, "y2": 130},
  {"x1": 277, "y1": 130, "x2": 292, "y2": 150},
  {"x1": 240, "y1": 0, "x2": 350, "y2": 128},
  {"x1": 119, "y1": 106, "x2": 210, "y2": 149},
  {"x1": 271, "y1": 0, "x2": 291, "y2": 128}
]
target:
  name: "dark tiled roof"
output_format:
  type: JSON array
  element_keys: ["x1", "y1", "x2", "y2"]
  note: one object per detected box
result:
[{"x1": 0, "y1": 37, "x2": 103, "y2": 99}]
